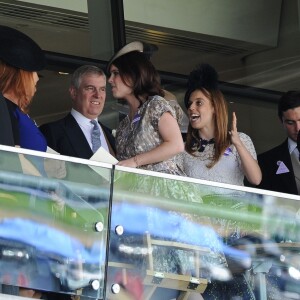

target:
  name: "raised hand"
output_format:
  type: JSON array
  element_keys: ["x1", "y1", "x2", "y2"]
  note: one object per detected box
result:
[
  {"x1": 229, "y1": 112, "x2": 262, "y2": 185},
  {"x1": 229, "y1": 112, "x2": 242, "y2": 146}
]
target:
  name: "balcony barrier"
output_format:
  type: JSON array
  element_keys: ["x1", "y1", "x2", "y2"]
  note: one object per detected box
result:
[{"x1": 0, "y1": 145, "x2": 299, "y2": 300}]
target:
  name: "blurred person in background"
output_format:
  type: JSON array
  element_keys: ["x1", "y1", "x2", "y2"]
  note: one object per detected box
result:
[{"x1": 256, "y1": 90, "x2": 300, "y2": 195}]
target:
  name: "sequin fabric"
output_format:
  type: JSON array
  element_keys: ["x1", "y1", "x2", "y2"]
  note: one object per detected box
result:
[
  {"x1": 116, "y1": 95, "x2": 184, "y2": 174},
  {"x1": 114, "y1": 96, "x2": 226, "y2": 286},
  {"x1": 178, "y1": 133, "x2": 278, "y2": 299},
  {"x1": 179, "y1": 132, "x2": 257, "y2": 187}
]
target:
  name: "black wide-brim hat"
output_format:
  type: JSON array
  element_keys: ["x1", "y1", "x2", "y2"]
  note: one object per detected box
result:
[{"x1": 0, "y1": 25, "x2": 45, "y2": 71}]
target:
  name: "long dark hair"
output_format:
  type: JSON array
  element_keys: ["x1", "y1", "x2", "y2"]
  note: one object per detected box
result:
[{"x1": 111, "y1": 51, "x2": 164, "y2": 104}]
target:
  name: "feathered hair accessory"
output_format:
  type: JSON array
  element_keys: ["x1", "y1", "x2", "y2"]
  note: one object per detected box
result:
[{"x1": 184, "y1": 63, "x2": 219, "y2": 108}]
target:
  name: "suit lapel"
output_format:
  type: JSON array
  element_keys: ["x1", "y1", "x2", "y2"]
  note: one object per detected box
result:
[{"x1": 64, "y1": 114, "x2": 93, "y2": 159}]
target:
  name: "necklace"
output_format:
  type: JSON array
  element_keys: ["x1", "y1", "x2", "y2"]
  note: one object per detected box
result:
[{"x1": 128, "y1": 111, "x2": 141, "y2": 131}]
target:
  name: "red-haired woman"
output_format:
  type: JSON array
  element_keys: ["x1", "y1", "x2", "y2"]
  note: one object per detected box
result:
[
  {"x1": 0, "y1": 25, "x2": 46, "y2": 151},
  {"x1": 181, "y1": 63, "x2": 261, "y2": 300},
  {"x1": 182, "y1": 63, "x2": 261, "y2": 186}
]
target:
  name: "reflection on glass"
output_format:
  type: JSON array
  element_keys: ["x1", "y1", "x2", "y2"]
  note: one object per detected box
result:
[
  {"x1": 0, "y1": 149, "x2": 111, "y2": 299},
  {"x1": 107, "y1": 168, "x2": 300, "y2": 300},
  {"x1": 1, "y1": 148, "x2": 300, "y2": 299}
]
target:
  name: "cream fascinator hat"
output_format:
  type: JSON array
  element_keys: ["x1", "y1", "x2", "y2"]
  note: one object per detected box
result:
[{"x1": 106, "y1": 41, "x2": 143, "y2": 72}]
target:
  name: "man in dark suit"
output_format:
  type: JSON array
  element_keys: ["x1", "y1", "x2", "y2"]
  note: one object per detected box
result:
[
  {"x1": 40, "y1": 65, "x2": 115, "y2": 159},
  {"x1": 257, "y1": 91, "x2": 300, "y2": 195}
]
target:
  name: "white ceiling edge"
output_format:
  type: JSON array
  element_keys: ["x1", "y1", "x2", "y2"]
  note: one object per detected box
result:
[{"x1": 16, "y1": 0, "x2": 87, "y2": 12}]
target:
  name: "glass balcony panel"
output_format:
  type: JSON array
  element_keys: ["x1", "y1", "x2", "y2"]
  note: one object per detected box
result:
[
  {"x1": 0, "y1": 146, "x2": 112, "y2": 299},
  {"x1": 107, "y1": 166, "x2": 300, "y2": 300},
  {"x1": 0, "y1": 145, "x2": 300, "y2": 299}
]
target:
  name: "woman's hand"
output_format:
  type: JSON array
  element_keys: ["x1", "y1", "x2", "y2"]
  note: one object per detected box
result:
[
  {"x1": 229, "y1": 112, "x2": 262, "y2": 185},
  {"x1": 117, "y1": 111, "x2": 184, "y2": 169},
  {"x1": 229, "y1": 112, "x2": 242, "y2": 147},
  {"x1": 117, "y1": 157, "x2": 139, "y2": 168}
]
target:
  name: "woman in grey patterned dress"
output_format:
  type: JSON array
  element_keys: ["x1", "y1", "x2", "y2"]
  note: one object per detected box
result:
[
  {"x1": 106, "y1": 43, "x2": 213, "y2": 300},
  {"x1": 181, "y1": 63, "x2": 262, "y2": 242},
  {"x1": 106, "y1": 43, "x2": 208, "y2": 205},
  {"x1": 107, "y1": 46, "x2": 184, "y2": 174},
  {"x1": 181, "y1": 63, "x2": 261, "y2": 187},
  {"x1": 181, "y1": 64, "x2": 263, "y2": 299}
]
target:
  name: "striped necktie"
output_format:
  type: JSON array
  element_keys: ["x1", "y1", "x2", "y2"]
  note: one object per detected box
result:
[{"x1": 91, "y1": 120, "x2": 101, "y2": 153}]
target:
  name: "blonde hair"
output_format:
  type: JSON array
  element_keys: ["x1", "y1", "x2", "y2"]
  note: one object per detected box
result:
[{"x1": 0, "y1": 61, "x2": 36, "y2": 113}]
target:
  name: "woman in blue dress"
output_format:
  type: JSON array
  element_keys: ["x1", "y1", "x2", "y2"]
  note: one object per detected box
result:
[
  {"x1": 0, "y1": 25, "x2": 46, "y2": 152},
  {"x1": 0, "y1": 25, "x2": 71, "y2": 300},
  {"x1": 0, "y1": 25, "x2": 47, "y2": 177}
]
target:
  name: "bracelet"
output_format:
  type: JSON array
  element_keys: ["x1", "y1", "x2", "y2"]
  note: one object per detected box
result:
[{"x1": 133, "y1": 155, "x2": 139, "y2": 168}]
